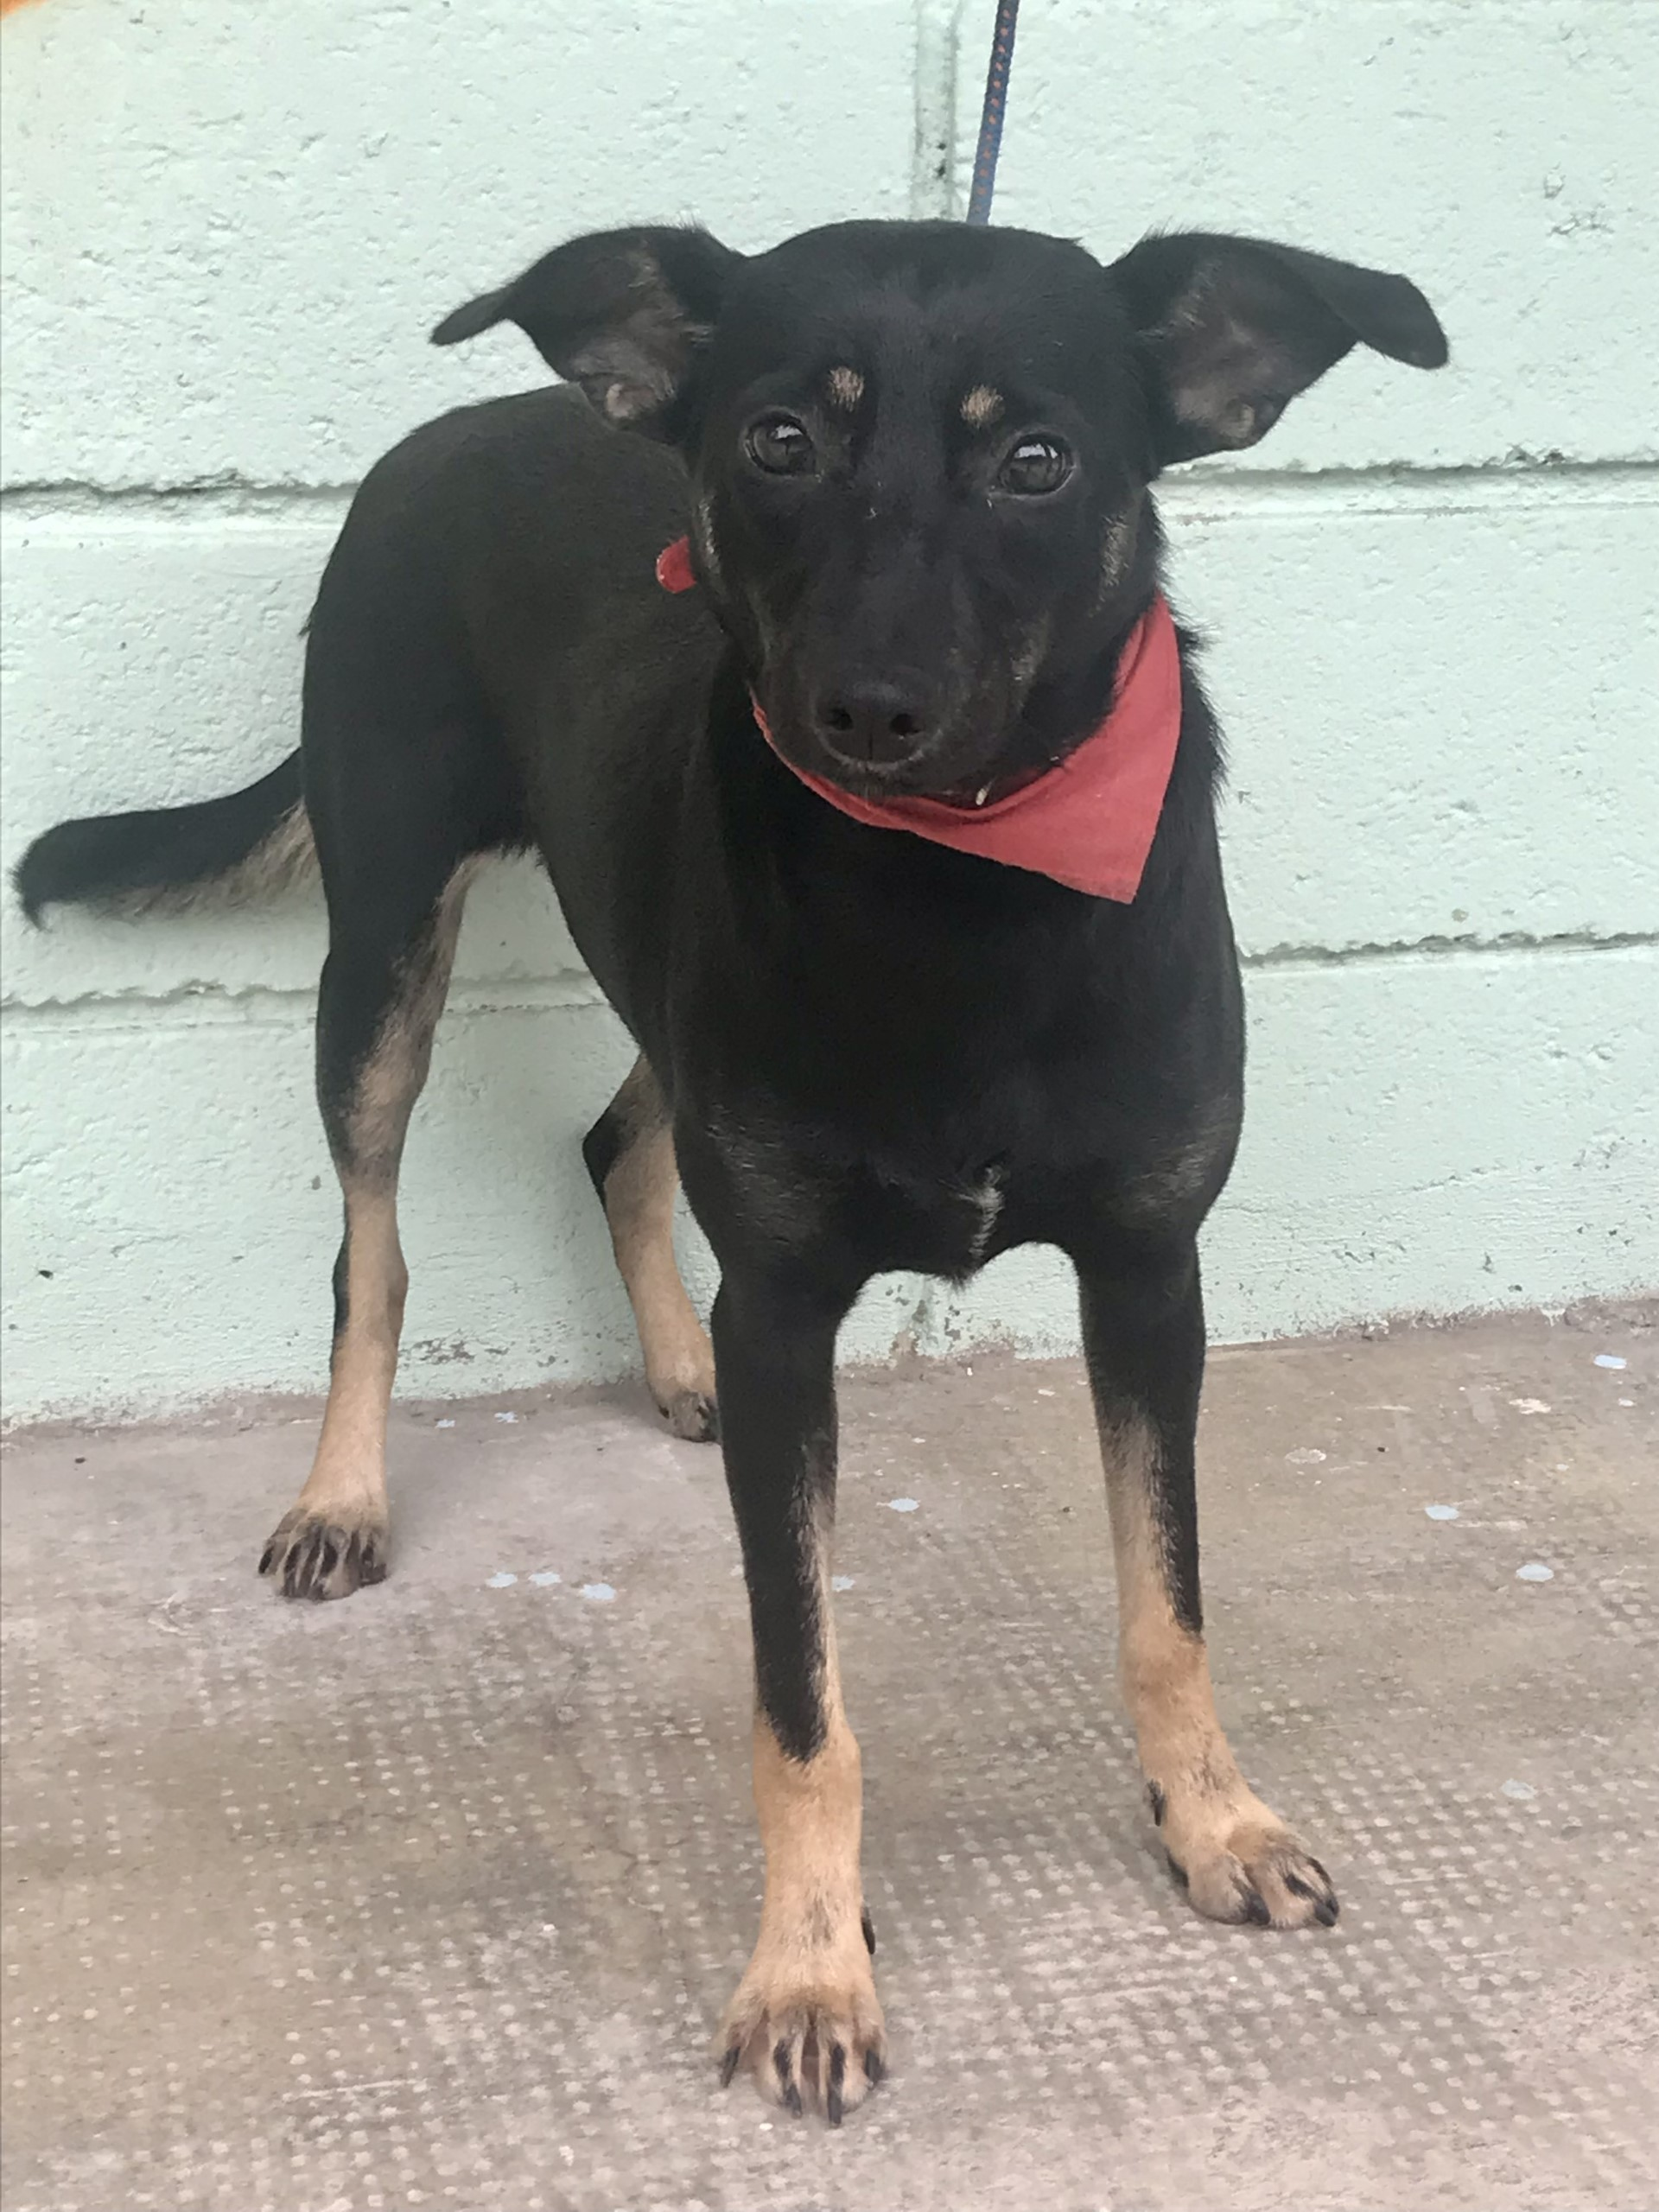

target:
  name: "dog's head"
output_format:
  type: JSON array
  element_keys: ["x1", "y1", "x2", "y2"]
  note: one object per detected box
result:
[{"x1": 436, "y1": 219, "x2": 1445, "y2": 798}]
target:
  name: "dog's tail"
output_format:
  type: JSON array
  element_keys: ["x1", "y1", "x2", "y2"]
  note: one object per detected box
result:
[{"x1": 13, "y1": 753, "x2": 315, "y2": 924}]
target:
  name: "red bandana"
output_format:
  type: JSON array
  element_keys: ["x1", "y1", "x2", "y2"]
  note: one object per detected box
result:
[{"x1": 656, "y1": 535, "x2": 1181, "y2": 902}]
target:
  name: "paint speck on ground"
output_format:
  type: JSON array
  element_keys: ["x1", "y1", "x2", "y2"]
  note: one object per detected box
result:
[
  {"x1": 529, "y1": 1570, "x2": 561, "y2": 1587},
  {"x1": 581, "y1": 1582, "x2": 616, "y2": 1603},
  {"x1": 1425, "y1": 1503, "x2": 1460, "y2": 1522},
  {"x1": 494, "y1": 1411, "x2": 519, "y2": 1422},
  {"x1": 887, "y1": 1497, "x2": 919, "y2": 1514},
  {"x1": 436, "y1": 1418, "x2": 456, "y2": 1429},
  {"x1": 1502, "y1": 1779, "x2": 1538, "y2": 1801},
  {"x1": 832, "y1": 1574, "x2": 855, "y2": 1592},
  {"x1": 1509, "y1": 1398, "x2": 1551, "y2": 1414},
  {"x1": 1286, "y1": 1447, "x2": 1327, "y2": 1465},
  {"x1": 485, "y1": 1571, "x2": 518, "y2": 1589},
  {"x1": 1619, "y1": 1397, "x2": 1635, "y2": 1407},
  {"x1": 1516, "y1": 1562, "x2": 1555, "y2": 1583},
  {"x1": 1593, "y1": 1354, "x2": 1628, "y2": 1370}
]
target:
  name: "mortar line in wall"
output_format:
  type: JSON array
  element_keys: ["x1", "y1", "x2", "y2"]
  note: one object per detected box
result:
[
  {"x1": 3, "y1": 456, "x2": 1656, "y2": 527},
  {"x1": 1160, "y1": 464, "x2": 1659, "y2": 523},
  {"x1": 1, "y1": 480, "x2": 359, "y2": 520},
  {"x1": 1237, "y1": 928, "x2": 1658, "y2": 969},
  {"x1": 5, "y1": 928, "x2": 1654, "y2": 1033},
  {"x1": 0, "y1": 975, "x2": 612, "y2": 1031},
  {"x1": 911, "y1": 0, "x2": 962, "y2": 219}
]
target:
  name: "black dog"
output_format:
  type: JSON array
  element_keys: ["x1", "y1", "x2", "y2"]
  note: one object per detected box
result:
[{"x1": 17, "y1": 216, "x2": 1446, "y2": 2120}]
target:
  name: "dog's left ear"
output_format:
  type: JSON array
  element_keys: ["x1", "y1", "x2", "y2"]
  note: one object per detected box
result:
[
  {"x1": 1109, "y1": 232, "x2": 1448, "y2": 466},
  {"x1": 432, "y1": 225, "x2": 742, "y2": 432}
]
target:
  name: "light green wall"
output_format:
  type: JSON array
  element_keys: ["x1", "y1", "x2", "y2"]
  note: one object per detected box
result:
[{"x1": 3, "y1": 2, "x2": 1656, "y2": 1420}]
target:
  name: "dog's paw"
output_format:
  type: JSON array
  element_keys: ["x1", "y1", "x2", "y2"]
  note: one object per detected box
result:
[
  {"x1": 1166, "y1": 1809, "x2": 1338, "y2": 1930},
  {"x1": 258, "y1": 1507, "x2": 388, "y2": 1602},
  {"x1": 658, "y1": 1385, "x2": 719, "y2": 1443},
  {"x1": 718, "y1": 1954, "x2": 887, "y2": 2124}
]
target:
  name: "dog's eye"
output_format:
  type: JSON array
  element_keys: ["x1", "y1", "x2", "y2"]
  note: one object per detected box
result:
[
  {"x1": 746, "y1": 414, "x2": 817, "y2": 477},
  {"x1": 998, "y1": 435, "x2": 1072, "y2": 496}
]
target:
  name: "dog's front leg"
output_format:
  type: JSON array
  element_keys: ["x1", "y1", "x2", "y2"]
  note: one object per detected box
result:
[
  {"x1": 709, "y1": 1266, "x2": 885, "y2": 2122},
  {"x1": 1078, "y1": 1242, "x2": 1340, "y2": 1930}
]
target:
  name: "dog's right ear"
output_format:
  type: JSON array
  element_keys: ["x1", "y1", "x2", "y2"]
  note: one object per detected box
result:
[{"x1": 431, "y1": 226, "x2": 741, "y2": 432}]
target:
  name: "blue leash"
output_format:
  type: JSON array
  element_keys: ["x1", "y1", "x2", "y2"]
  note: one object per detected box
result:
[{"x1": 965, "y1": 0, "x2": 1020, "y2": 226}]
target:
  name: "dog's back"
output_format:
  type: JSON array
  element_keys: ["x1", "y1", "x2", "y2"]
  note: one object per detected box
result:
[{"x1": 14, "y1": 383, "x2": 712, "y2": 932}]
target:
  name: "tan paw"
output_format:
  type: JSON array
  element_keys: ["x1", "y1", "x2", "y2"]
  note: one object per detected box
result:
[
  {"x1": 718, "y1": 1916, "x2": 886, "y2": 2124},
  {"x1": 656, "y1": 1383, "x2": 719, "y2": 1443},
  {"x1": 1158, "y1": 1790, "x2": 1338, "y2": 1929},
  {"x1": 258, "y1": 1505, "x2": 388, "y2": 1601}
]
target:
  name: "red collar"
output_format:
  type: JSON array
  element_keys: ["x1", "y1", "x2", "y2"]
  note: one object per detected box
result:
[{"x1": 656, "y1": 535, "x2": 1181, "y2": 903}]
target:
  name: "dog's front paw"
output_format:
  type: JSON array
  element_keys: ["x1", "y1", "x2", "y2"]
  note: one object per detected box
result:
[
  {"x1": 1163, "y1": 1796, "x2": 1338, "y2": 1929},
  {"x1": 718, "y1": 1939, "x2": 887, "y2": 2123},
  {"x1": 258, "y1": 1505, "x2": 388, "y2": 1601},
  {"x1": 658, "y1": 1384, "x2": 719, "y2": 1442}
]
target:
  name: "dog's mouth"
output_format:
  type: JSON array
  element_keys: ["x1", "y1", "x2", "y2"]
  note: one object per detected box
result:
[
  {"x1": 754, "y1": 701, "x2": 1009, "y2": 807},
  {"x1": 752, "y1": 664, "x2": 1035, "y2": 808}
]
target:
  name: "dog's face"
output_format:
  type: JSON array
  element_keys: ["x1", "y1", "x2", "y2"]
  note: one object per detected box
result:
[
  {"x1": 684, "y1": 226, "x2": 1158, "y2": 799},
  {"x1": 437, "y1": 220, "x2": 1445, "y2": 798}
]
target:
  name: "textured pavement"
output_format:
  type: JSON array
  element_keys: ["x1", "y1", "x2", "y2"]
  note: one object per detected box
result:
[{"x1": 3, "y1": 1306, "x2": 1656, "y2": 2212}]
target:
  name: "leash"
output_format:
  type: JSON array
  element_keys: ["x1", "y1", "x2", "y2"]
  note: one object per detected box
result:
[{"x1": 965, "y1": 0, "x2": 1020, "y2": 226}]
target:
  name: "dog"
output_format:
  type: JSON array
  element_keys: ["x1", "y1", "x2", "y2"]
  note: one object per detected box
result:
[{"x1": 16, "y1": 214, "x2": 1446, "y2": 2120}]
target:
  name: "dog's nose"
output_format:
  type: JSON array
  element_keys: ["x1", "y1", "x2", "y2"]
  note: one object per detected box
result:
[{"x1": 811, "y1": 680, "x2": 930, "y2": 768}]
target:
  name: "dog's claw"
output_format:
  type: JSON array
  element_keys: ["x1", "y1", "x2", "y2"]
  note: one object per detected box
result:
[
  {"x1": 721, "y1": 1972, "x2": 885, "y2": 2120},
  {"x1": 827, "y1": 2041, "x2": 847, "y2": 2126},
  {"x1": 260, "y1": 1508, "x2": 387, "y2": 1601},
  {"x1": 1167, "y1": 1819, "x2": 1339, "y2": 1929},
  {"x1": 660, "y1": 1387, "x2": 720, "y2": 1443},
  {"x1": 1284, "y1": 1870, "x2": 1337, "y2": 1922}
]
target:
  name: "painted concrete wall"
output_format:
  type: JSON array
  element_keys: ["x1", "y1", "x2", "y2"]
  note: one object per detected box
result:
[{"x1": 3, "y1": 0, "x2": 1656, "y2": 1421}]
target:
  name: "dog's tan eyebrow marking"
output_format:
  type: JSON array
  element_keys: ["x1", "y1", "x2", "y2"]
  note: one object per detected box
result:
[
  {"x1": 825, "y1": 365, "x2": 865, "y2": 410},
  {"x1": 961, "y1": 385, "x2": 1004, "y2": 428}
]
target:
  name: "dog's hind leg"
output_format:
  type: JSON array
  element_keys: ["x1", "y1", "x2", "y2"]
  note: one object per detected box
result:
[
  {"x1": 259, "y1": 850, "x2": 475, "y2": 1601},
  {"x1": 1078, "y1": 1243, "x2": 1340, "y2": 1930},
  {"x1": 583, "y1": 1057, "x2": 717, "y2": 1441}
]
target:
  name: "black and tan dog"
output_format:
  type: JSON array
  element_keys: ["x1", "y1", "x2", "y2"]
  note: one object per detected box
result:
[{"x1": 17, "y1": 216, "x2": 1446, "y2": 2120}]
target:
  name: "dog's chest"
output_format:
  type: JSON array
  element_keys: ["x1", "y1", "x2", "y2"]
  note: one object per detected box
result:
[
  {"x1": 861, "y1": 1159, "x2": 1019, "y2": 1280},
  {"x1": 959, "y1": 1166, "x2": 1007, "y2": 1264}
]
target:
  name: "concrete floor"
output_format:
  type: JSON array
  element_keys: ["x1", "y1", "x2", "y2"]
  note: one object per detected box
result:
[{"x1": 3, "y1": 1307, "x2": 1656, "y2": 2212}]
